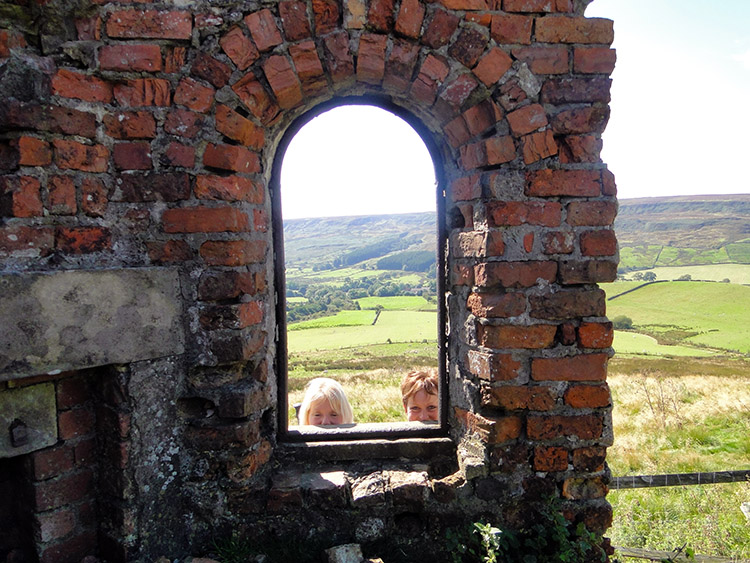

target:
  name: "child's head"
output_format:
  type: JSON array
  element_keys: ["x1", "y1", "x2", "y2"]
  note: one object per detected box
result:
[
  {"x1": 400, "y1": 369, "x2": 439, "y2": 422},
  {"x1": 298, "y1": 377, "x2": 354, "y2": 426}
]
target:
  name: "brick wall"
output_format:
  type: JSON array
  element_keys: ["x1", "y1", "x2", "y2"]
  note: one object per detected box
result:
[{"x1": 0, "y1": 0, "x2": 617, "y2": 560}]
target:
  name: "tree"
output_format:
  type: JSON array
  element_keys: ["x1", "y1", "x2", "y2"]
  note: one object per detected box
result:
[
  {"x1": 676, "y1": 274, "x2": 692, "y2": 281},
  {"x1": 612, "y1": 315, "x2": 633, "y2": 330},
  {"x1": 643, "y1": 271, "x2": 657, "y2": 282}
]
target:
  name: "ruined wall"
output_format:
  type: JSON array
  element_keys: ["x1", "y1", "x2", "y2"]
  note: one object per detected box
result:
[{"x1": 0, "y1": 0, "x2": 618, "y2": 561}]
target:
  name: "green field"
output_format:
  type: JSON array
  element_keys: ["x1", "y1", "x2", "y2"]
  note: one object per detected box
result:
[
  {"x1": 645, "y1": 263, "x2": 750, "y2": 284},
  {"x1": 356, "y1": 295, "x2": 435, "y2": 311},
  {"x1": 613, "y1": 331, "x2": 717, "y2": 357}
]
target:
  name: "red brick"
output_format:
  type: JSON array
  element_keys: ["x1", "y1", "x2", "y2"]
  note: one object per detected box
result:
[
  {"x1": 1, "y1": 102, "x2": 97, "y2": 138},
  {"x1": 368, "y1": 0, "x2": 396, "y2": 32},
  {"x1": 572, "y1": 446, "x2": 606, "y2": 472},
  {"x1": 81, "y1": 177, "x2": 108, "y2": 217},
  {"x1": 500, "y1": 79, "x2": 532, "y2": 113},
  {"x1": 1, "y1": 176, "x2": 42, "y2": 217},
  {"x1": 162, "y1": 142, "x2": 195, "y2": 167},
  {"x1": 290, "y1": 41, "x2": 327, "y2": 95},
  {"x1": 215, "y1": 105, "x2": 264, "y2": 149},
  {"x1": 526, "y1": 169, "x2": 600, "y2": 197},
  {"x1": 577, "y1": 321, "x2": 613, "y2": 349},
  {"x1": 0, "y1": 28, "x2": 27, "y2": 57},
  {"x1": 113, "y1": 142, "x2": 152, "y2": 170},
  {"x1": 450, "y1": 174, "x2": 481, "y2": 202},
  {"x1": 448, "y1": 28, "x2": 487, "y2": 68},
  {"x1": 99, "y1": 44, "x2": 162, "y2": 72},
  {"x1": 104, "y1": 111, "x2": 156, "y2": 139},
  {"x1": 468, "y1": 350, "x2": 522, "y2": 382},
  {"x1": 602, "y1": 169, "x2": 616, "y2": 196},
  {"x1": 558, "y1": 134, "x2": 602, "y2": 163},
  {"x1": 486, "y1": 136, "x2": 517, "y2": 165},
  {"x1": 474, "y1": 260, "x2": 557, "y2": 288},
  {"x1": 444, "y1": 116, "x2": 471, "y2": 149},
  {"x1": 312, "y1": 0, "x2": 340, "y2": 34},
  {"x1": 232, "y1": 74, "x2": 280, "y2": 124},
  {"x1": 422, "y1": 9, "x2": 459, "y2": 49},
  {"x1": 580, "y1": 229, "x2": 616, "y2": 256},
  {"x1": 195, "y1": 175, "x2": 264, "y2": 203},
  {"x1": 436, "y1": 74, "x2": 480, "y2": 119},
  {"x1": 220, "y1": 27, "x2": 259, "y2": 70},
  {"x1": 473, "y1": 47, "x2": 513, "y2": 86},
  {"x1": 18, "y1": 137, "x2": 52, "y2": 166},
  {"x1": 491, "y1": 14, "x2": 532, "y2": 45},
  {"x1": 464, "y1": 100, "x2": 501, "y2": 137},
  {"x1": 439, "y1": 0, "x2": 489, "y2": 9},
  {"x1": 51, "y1": 69, "x2": 112, "y2": 103},
  {"x1": 566, "y1": 200, "x2": 616, "y2": 227},
  {"x1": 466, "y1": 13, "x2": 492, "y2": 26},
  {"x1": 484, "y1": 385, "x2": 555, "y2": 410},
  {"x1": 478, "y1": 324, "x2": 557, "y2": 349},
  {"x1": 451, "y1": 262, "x2": 474, "y2": 286},
  {"x1": 410, "y1": 54, "x2": 450, "y2": 105},
  {"x1": 535, "y1": 16, "x2": 613, "y2": 44},
  {"x1": 164, "y1": 108, "x2": 204, "y2": 137},
  {"x1": 395, "y1": 0, "x2": 425, "y2": 39},
  {"x1": 559, "y1": 260, "x2": 617, "y2": 285},
  {"x1": 565, "y1": 384, "x2": 610, "y2": 408},
  {"x1": 198, "y1": 270, "x2": 263, "y2": 300},
  {"x1": 147, "y1": 240, "x2": 192, "y2": 263},
  {"x1": 527, "y1": 414, "x2": 602, "y2": 440},
  {"x1": 0, "y1": 225, "x2": 54, "y2": 256},
  {"x1": 533, "y1": 446, "x2": 568, "y2": 472},
  {"x1": 199, "y1": 240, "x2": 266, "y2": 266},
  {"x1": 504, "y1": 0, "x2": 573, "y2": 12},
  {"x1": 574, "y1": 46, "x2": 616, "y2": 74},
  {"x1": 511, "y1": 45, "x2": 568, "y2": 74},
  {"x1": 59, "y1": 407, "x2": 95, "y2": 440},
  {"x1": 322, "y1": 31, "x2": 355, "y2": 84},
  {"x1": 468, "y1": 292, "x2": 526, "y2": 318},
  {"x1": 523, "y1": 232, "x2": 534, "y2": 253},
  {"x1": 529, "y1": 288, "x2": 605, "y2": 320},
  {"x1": 540, "y1": 77, "x2": 611, "y2": 104},
  {"x1": 253, "y1": 208, "x2": 268, "y2": 232},
  {"x1": 48, "y1": 176, "x2": 77, "y2": 215},
  {"x1": 521, "y1": 130, "x2": 557, "y2": 164},
  {"x1": 56, "y1": 227, "x2": 111, "y2": 254},
  {"x1": 506, "y1": 104, "x2": 547, "y2": 136},
  {"x1": 30, "y1": 446, "x2": 75, "y2": 481},
  {"x1": 531, "y1": 353, "x2": 608, "y2": 382},
  {"x1": 203, "y1": 143, "x2": 260, "y2": 173},
  {"x1": 542, "y1": 231, "x2": 574, "y2": 254},
  {"x1": 57, "y1": 377, "x2": 90, "y2": 409},
  {"x1": 37, "y1": 508, "x2": 76, "y2": 543},
  {"x1": 454, "y1": 408, "x2": 522, "y2": 445},
  {"x1": 191, "y1": 53, "x2": 232, "y2": 89},
  {"x1": 54, "y1": 140, "x2": 108, "y2": 173},
  {"x1": 551, "y1": 106, "x2": 609, "y2": 135},
  {"x1": 106, "y1": 10, "x2": 192, "y2": 39},
  {"x1": 163, "y1": 207, "x2": 250, "y2": 233},
  {"x1": 245, "y1": 9, "x2": 283, "y2": 52},
  {"x1": 278, "y1": 1, "x2": 311, "y2": 41},
  {"x1": 114, "y1": 78, "x2": 171, "y2": 107},
  {"x1": 487, "y1": 201, "x2": 561, "y2": 227},
  {"x1": 357, "y1": 33, "x2": 388, "y2": 85},
  {"x1": 39, "y1": 531, "x2": 97, "y2": 563},
  {"x1": 200, "y1": 301, "x2": 264, "y2": 330},
  {"x1": 263, "y1": 54, "x2": 303, "y2": 109},
  {"x1": 165, "y1": 46, "x2": 187, "y2": 73},
  {"x1": 174, "y1": 77, "x2": 215, "y2": 113}
]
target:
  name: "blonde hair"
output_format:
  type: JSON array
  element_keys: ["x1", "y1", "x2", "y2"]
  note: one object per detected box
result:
[
  {"x1": 400, "y1": 369, "x2": 438, "y2": 407},
  {"x1": 298, "y1": 377, "x2": 354, "y2": 425}
]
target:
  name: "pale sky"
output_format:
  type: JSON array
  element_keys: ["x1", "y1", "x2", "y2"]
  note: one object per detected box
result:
[{"x1": 281, "y1": 1, "x2": 750, "y2": 218}]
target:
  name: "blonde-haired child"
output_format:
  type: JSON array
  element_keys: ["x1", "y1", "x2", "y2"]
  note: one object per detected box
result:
[
  {"x1": 298, "y1": 377, "x2": 354, "y2": 426},
  {"x1": 400, "y1": 369, "x2": 439, "y2": 422}
]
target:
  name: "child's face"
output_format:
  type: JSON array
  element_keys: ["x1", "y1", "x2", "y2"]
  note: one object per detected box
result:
[
  {"x1": 405, "y1": 389, "x2": 438, "y2": 422},
  {"x1": 309, "y1": 397, "x2": 343, "y2": 426}
]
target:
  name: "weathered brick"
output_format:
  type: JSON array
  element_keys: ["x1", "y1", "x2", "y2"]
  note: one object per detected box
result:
[
  {"x1": 191, "y1": 53, "x2": 232, "y2": 88},
  {"x1": 0, "y1": 28, "x2": 27, "y2": 57},
  {"x1": 559, "y1": 259, "x2": 617, "y2": 284},
  {"x1": 263, "y1": 55, "x2": 303, "y2": 109},
  {"x1": 165, "y1": 46, "x2": 187, "y2": 73},
  {"x1": 527, "y1": 414, "x2": 603, "y2": 440},
  {"x1": 39, "y1": 531, "x2": 97, "y2": 563},
  {"x1": 477, "y1": 324, "x2": 557, "y2": 349},
  {"x1": 487, "y1": 201, "x2": 561, "y2": 227},
  {"x1": 533, "y1": 445, "x2": 568, "y2": 472},
  {"x1": 162, "y1": 142, "x2": 195, "y2": 168},
  {"x1": 504, "y1": 0, "x2": 573, "y2": 12},
  {"x1": 450, "y1": 174, "x2": 481, "y2": 202},
  {"x1": 48, "y1": 175, "x2": 77, "y2": 215},
  {"x1": 410, "y1": 54, "x2": 450, "y2": 105},
  {"x1": 106, "y1": 10, "x2": 192, "y2": 40},
  {"x1": 201, "y1": 301, "x2": 264, "y2": 330},
  {"x1": 312, "y1": 0, "x2": 340, "y2": 34},
  {"x1": 18, "y1": 137, "x2": 52, "y2": 166},
  {"x1": 439, "y1": 0, "x2": 489, "y2": 9},
  {"x1": 473, "y1": 47, "x2": 513, "y2": 86},
  {"x1": 245, "y1": 9, "x2": 283, "y2": 52},
  {"x1": 580, "y1": 229, "x2": 617, "y2": 256},
  {"x1": 512, "y1": 46, "x2": 568, "y2": 74},
  {"x1": 384, "y1": 38, "x2": 420, "y2": 92},
  {"x1": 565, "y1": 384, "x2": 610, "y2": 408},
  {"x1": 542, "y1": 231, "x2": 574, "y2": 254},
  {"x1": 99, "y1": 44, "x2": 162, "y2": 72},
  {"x1": 113, "y1": 142, "x2": 152, "y2": 170},
  {"x1": 56, "y1": 227, "x2": 111, "y2": 254},
  {"x1": 357, "y1": 33, "x2": 388, "y2": 85},
  {"x1": 104, "y1": 111, "x2": 157, "y2": 139},
  {"x1": 444, "y1": 116, "x2": 471, "y2": 148},
  {"x1": 468, "y1": 292, "x2": 526, "y2": 318},
  {"x1": 452, "y1": 230, "x2": 502, "y2": 258},
  {"x1": 531, "y1": 353, "x2": 608, "y2": 382},
  {"x1": 526, "y1": 169, "x2": 601, "y2": 197},
  {"x1": 203, "y1": 143, "x2": 261, "y2": 173},
  {"x1": 484, "y1": 385, "x2": 555, "y2": 411},
  {"x1": 574, "y1": 46, "x2": 616, "y2": 74},
  {"x1": 30, "y1": 446, "x2": 75, "y2": 481},
  {"x1": 454, "y1": 408, "x2": 522, "y2": 445},
  {"x1": 562, "y1": 476, "x2": 608, "y2": 500},
  {"x1": 232, "y1": 74, "x2": 280, "y2": 124},
  {"x1": 474, "y1": 260, "x2": 557, "y2": 288},
  {"x1": 551, "y1": 106, "x2": 609, "y2": 135},
  {"x1": 37, "y1": 508, "x2": 76, "y2": 543},
  {"x1": 486, "y1": 136, "x2": 517, "y2": 165},
  {"x1": 541, "y1": 77, "x2": 611, "y2": 104},
  {"x1": 322, "y1": 31, "x2": 355, "y2": 84},
  {"x1": 54, "y1": 140, "x2": 109, "y2": 172},
  {"x1": 368, "y1": 0, "x2": 396, "y2": 32},
  {"x1": 75, "y1": 15, "x2": 100, "y2": 41},
  {"x1": 558, "y1": 134, "x2": 602, "y2": 163},
  {"x1": 195, "y1": 175, "x2": 263, "y2": 203},
  {"x1": 116, "y1": 173, "x2": 190, "y2": 202},
  {"x1": 529, "y1": 288, "x2": 605, "y2": 320},
  {"x1": 51, "y1": 69, "x2": 112, "y2": 103},
  {"x1": 220, "y1": 27, "x2": 259, "y2": 70},
  {"x1": 200, "y1": 240, "x2": 266, "y2": 266},
  {"x1": 0, "y1": 225, "x2": 54, "y2": 256},
  {"x1": 436, "y1": 74, "x2": 480, "y2": 119},
  {"x1": 422, "y1": 9, "x2": 459, "y2": 49},
  {"x1": 535, "y1": 16, "x2": 613, "y2": 44},
  {"x1": 279, "y1": 0, "x2": 312, "y2": 41},
  {"x1": 162, "y1": 207, "x2": 250, "y2": 233},
  {"x1": 395, "y1": 0, "x2": 425, "y2": 40},
  {"x1": 147, "y1": 240, "x2": 192, "y2": 263},
  {"x1": 164, "y1": 108, "x2": 204, "y2": 137},
  {"x1": 463, "y1": 99, "x2": 501, "y2": 137},
  {"x1": 34, "y1": 470, "x2": 93, "y2": 511},
  {"x1": 566, "y1": 200, "x2": 616, "y2": 226},
  {"x1": 449, "y1": 28, "x2": 486, "y2": 68},
  {"x1": 490, "y1": 14, "x2": 532, "y2": 45},
  {"x1": 114, "y1": 79, "x2": 171, "y2": 107},
  {"x1": 198, "y1": 270, "x2": 263, "y2": 301},
  {"x1": 195, "y1": 13, "x2": 224, "y2": 29},
  {"x1": 289, "y1": 41, "x2": 327, "y2": 95},
  {"x1": 572, "y1": 446, "x2": 606, "y2": 472},
  {"x1": 507, "y1": 104, "x2": 548, "y2": 136},
  {"x1": 174, "y1": 77, "x2": 215, "y2": 113},
  {"x1": 215, "y1": 105, "x2": 264, "y2": 149},
  {"x1": 468, "y1": 350, "x2": 522, "y2": 382},
  {"x1": 577, "y1": 321, "x2": 613, "y2": 349},
  {"x1": 0, "y1": 102, "x2": 97, "y2": 138},
  {"x1": 602, "y1": 168, "x2": 616, "y2": 196},
  {"x1": 521, "y1": 130, "x2": 558, "y2": 164},
  {"x1": 59, "y1": 407, "x2": 96, "y2": 440},
  {"x1": 344, "y1": 0, "x2": 366, "y2": 29}
]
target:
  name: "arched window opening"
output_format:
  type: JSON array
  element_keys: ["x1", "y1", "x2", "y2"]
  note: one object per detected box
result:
[{"x1": 273, "y1": 101, "x2": 446, "y2": 439}]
